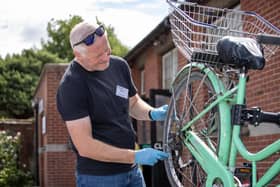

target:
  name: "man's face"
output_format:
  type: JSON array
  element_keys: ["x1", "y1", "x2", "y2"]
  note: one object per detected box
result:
[{"x1": 79, "y1": 34, "x2": 111, "y2": 71}]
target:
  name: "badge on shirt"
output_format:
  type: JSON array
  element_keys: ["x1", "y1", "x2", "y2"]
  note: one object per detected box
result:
[{"x1": 116, "y1": 85, "x2": 128, "y2": 99}]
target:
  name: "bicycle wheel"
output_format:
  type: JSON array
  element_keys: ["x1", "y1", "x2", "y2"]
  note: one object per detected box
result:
[{"x1": 163, "y1": 68, "x2": 223, "y2": 187}]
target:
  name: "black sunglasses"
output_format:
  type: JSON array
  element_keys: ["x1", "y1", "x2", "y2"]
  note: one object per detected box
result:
[{"x1": 73, "y1": 25, "x2": 105, "y2": 47}]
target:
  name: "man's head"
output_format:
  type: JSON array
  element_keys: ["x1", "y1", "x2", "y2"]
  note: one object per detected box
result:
[{"x1": 70, "y1": 21, "x2": 111, "y2": 71}]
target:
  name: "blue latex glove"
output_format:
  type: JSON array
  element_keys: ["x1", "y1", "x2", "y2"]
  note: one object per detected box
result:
[
  {"x1": 135, "y1": 148, "x2": 169, "y2": 166},
  {"x1": 150, "y1": 104, "x2": 168, "y2": 121}
]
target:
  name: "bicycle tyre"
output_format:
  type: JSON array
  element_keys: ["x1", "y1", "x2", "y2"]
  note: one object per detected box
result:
[{"x1": 163, "y1": 67, "x2": 224, "y2": 187}]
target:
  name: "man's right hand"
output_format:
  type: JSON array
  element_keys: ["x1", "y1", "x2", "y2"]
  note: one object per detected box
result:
[{"x1": 135, "y1": 148, "x2": 169, "y2": 166}]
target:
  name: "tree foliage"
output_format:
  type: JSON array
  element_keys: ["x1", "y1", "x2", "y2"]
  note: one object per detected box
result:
[
  {"x1": 0, "y1": 50, "x2": 66, "y2": 118},
  {"x1": 41, "y1": 15, "x2": 83, "y2": 61},
  {"x1": 105, "y1": 24, "x2": 129, "y2": 57}
]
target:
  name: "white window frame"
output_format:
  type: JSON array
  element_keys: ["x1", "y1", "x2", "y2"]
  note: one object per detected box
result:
[{"x1": 162, "y1": 48, "x2": 178, "y2": 89}]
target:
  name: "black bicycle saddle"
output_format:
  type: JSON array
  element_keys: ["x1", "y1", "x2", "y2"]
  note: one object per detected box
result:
[{"x1": 217, "y1": 36, "x2": 265, "y2": 70}]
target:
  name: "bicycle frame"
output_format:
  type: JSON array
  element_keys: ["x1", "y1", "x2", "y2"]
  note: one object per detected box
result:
[{"x1": 173, "y1": 62, "x2": 280, "y2": 186}]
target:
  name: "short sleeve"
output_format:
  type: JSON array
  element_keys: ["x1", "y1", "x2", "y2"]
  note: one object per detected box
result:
[
  {"x1": 122, "y1": 59, "x2": 137, "y2": 97},
  {"x1": 56, "y1": 80, "x2": 89, "y2": 121}
]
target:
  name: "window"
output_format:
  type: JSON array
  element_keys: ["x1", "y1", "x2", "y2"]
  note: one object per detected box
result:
[
  {"x1": 140, "y1": 69, "x2": 145, "y2": 95},
  {"x1": 162, "y1": 48, "x2": 178, "y2": 89}
]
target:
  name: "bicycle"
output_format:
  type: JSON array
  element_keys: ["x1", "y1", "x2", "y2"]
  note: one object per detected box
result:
[{"x1": 163, "y1": 1, "x2": 280, "y2": 186}]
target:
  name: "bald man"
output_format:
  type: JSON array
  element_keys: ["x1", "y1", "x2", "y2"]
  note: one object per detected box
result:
[{"x1": 56, "y1": 21, "x2": 169, "y2": 187}]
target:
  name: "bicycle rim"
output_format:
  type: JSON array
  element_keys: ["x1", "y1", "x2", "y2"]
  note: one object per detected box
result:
[{"x1": 164, "y1": 70, "x2": 222, "y2": 187}]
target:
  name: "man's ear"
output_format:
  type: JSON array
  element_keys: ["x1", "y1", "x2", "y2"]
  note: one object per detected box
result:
[
  {"x1": 74, "y1": 49, "x2": 85, "y2": 62},
  {"x1": 73, "y1": 49, "x2": 81, "y2": 58}
]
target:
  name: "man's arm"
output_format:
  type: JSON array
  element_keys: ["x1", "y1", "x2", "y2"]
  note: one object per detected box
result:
[
  {"x1": 66, "y1": 115, "x2": 169, "y2": 165},
  {"x1": 129, "y1": 94, "x2": 168, "y2": 121},
  {"x1": 66, "y1": 116, "x2": 135, "y2": 163},
  {"x1": 129, "y1": 94, "x2": 153, "y2": 120}
]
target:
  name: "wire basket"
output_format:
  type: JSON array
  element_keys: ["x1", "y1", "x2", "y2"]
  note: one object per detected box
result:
[{"x1": 167, "y1": 0, "x2": 280, "y2": 63}]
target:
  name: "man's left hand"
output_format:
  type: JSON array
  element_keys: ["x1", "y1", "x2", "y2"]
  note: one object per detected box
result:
[{"x1": 150, "y1": 104, "x2": 168, "y2": 121}]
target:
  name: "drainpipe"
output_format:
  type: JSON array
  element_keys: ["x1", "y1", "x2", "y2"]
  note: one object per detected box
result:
[{"x1": 31, "y1": 99, "x2": 39, "y2": 186}]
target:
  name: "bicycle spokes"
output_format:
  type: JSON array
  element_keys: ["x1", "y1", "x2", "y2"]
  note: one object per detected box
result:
[{"x1": 164, "y1": 71, "x2": 221, "y2": 187}]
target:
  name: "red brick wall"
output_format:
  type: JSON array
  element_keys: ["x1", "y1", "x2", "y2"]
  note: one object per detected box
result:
[
  {"x1": 47, "y1": 66, "x2": 76, "y2": 187},
  {"x1": 131, "y1": 45, "x2": 163, "y2": 96},
  {"x1": 240, "y1": 2, "x2": 280, "y2": 184},
  {"x1": 46, "y1": 68, "x2": 70, "y2": 145},
  {"x1": 34, "y1": 64, "x2": 76, "y2": 187},
  {"x1": 242, "y1": 0, "x2": 280, "y2": 113},
  {"x1": 144, "y1": 46, "x2": 162, "y2": 92},
  {"x1": 130, "y1": 63, "x2": 141, "y2": 93},
  {"x1": 46, "y1": 152, "x2": 76, "y2": 187}
]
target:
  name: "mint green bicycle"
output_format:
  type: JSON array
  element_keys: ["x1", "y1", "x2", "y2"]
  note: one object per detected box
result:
[{"x1": 163, "y1": 1, "x2": 280, "y2": 186}]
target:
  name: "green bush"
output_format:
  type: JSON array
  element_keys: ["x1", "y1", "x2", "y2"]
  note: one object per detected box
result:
[{"x1": 0, "y1": 131, "x2": 33, "y2": 187}]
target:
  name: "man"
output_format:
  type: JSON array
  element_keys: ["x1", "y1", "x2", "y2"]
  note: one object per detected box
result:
[{"x1": 56, "y1": 21, "x2": 169, "y2": 187}]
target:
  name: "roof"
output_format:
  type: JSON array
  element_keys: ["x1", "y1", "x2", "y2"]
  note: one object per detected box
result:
[
  {"x1": 33, "y1": 63, "x2": 68, "y2": 99},
  {"x1": 124, "y1": 16, "x2": 170, "y2": 62}
]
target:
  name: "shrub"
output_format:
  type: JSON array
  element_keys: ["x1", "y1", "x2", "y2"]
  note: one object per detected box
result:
[{"x1": 0, "y1": 131, "x2": 33, "y2": 187}]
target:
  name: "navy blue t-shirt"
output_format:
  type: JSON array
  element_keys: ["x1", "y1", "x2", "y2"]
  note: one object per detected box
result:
[{"x1": 56, "y1": 56, "x2": 137, "y2": 175}]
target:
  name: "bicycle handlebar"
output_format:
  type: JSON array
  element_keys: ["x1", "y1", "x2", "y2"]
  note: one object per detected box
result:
[
  {"x1": 257, "y1": 34, "x2": 280, "y2": 46},
  {"x1": 244, "y1": 107, "x2": 280, "y2": 126},
  {"x1": 260, "y1": 111, "x2": 280, "y2": 126}
]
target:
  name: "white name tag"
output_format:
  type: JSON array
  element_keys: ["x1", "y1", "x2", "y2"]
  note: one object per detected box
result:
[{"x1": 116, "y1": 85, "x2": 128, "y2": 99}]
